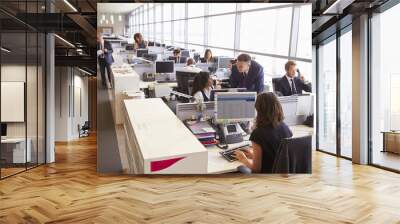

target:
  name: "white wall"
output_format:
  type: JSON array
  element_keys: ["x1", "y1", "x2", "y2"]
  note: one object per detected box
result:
[{"x1": 55, "y1": 67, "x2": 89, "y2": 141}]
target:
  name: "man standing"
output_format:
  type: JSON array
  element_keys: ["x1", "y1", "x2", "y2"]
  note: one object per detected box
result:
[
  {"x1": 97, "y1": 33, "x2": 114, "y2": 88},
  {"x1": 275, "y1": 60, "x2": 311, "y2": 96},
  {"x1": 230, "y1": 54, "x2": 264, "y2": 93}
]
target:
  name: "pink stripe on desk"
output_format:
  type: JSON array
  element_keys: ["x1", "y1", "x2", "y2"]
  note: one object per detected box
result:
[{"x1": 151, "y1": 157, "x2": 185, "y2": 172}]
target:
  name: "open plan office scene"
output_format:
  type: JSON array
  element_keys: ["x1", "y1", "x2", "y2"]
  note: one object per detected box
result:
[{"x1": 1, "y1": 0, "x2": 400, "y2": 223}]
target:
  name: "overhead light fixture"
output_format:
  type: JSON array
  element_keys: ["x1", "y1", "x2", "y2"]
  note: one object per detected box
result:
[
  {"x1": 54, "y1": 34, "x2": 75, "y2": 48},
  {"x1": 118, "y1": 15, "x2": 122, "y2": 22},
  {"x1": 102, "y1": 14, "x2": 106, "y2": 20},
  {"x1": 105, "y1": 20, "x2": 109, "y2": 24},
  {"x1": 1, "y1": 47, "x2": 11, "y2": 53},
  {"x1": 63, "y1": 0, "x2": 78, "y2": 12},
  {"x1": 78, "y1": 67, "x2": 93, "y2": 76}
]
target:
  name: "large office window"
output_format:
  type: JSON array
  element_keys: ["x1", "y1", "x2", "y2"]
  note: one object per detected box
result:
[
  {"x1": 187, "y1": 18, "x2": 204, "y2": 45},
  {"x1": 240, "y1": 8, "x2": 292, "y2": 57},
  {"x1": 317, "y1": 37, "x2": 337, "y2": 155},
  {"x1": 208, "y1": 15, "x2": 235, "y2": 49},
  {"x1": 128, "y1": 3, "x2": 312, "y2": 78},
  {"x1": 370, "y1": 3, "x2": 400, "y2": 171},
  {"x1": 340, "y1": 28, "x2": 352, "y2": 158}
]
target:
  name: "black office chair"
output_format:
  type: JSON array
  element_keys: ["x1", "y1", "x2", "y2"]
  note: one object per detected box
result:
[
  {"x1": 272, "y1": 135, "x2": 312, "y2": 174},
  {"x1": 237, "y1": 135, "x2": 312, "y2": 174},
  {"x1": 79, "y1": 121, "x2": 90, "y2": 138}
]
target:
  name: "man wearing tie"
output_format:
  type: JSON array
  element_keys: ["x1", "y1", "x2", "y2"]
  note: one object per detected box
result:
[
  {"x1": 229, "y1": 54, "x2": 264, "y2": 93},
  {"x1": 275, "y1": 60, "x2": 311, "y2": 96},
  {"x1": 97, "y1": 33, "x2": 114, "y2": 88}
]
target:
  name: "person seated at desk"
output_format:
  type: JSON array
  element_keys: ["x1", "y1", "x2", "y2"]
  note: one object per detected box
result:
[
  {"x1": 169, "y1": 48, "x2": 187, "y2": 63},
  {"x1": 191, "y1": 72, "x2": 213, "y2": 103},
  {"x1": 234, "y1": 92, "x2": 293, "y2": 173},
  {"x1": 133, "y1": 33, "x2": 148, "y2": 49},
  {"x1": 200, "y1": 49, "x2": 215, "y2": 63},
  {"x1": 230, "y1": 54, "x2": 264, "y2": 93},
  {"x1": 181, "y1": 58, "x2": 203, "y2": 73},
  {"x1": 274, "y1": 60, "x2": 311, "y2": 96}
]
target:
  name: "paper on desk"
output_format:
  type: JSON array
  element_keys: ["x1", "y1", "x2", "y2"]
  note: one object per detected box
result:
[
  {"x1": 296, "y1": 95, "x2": 313, "y2": 116},
  {"x1": 202, "y1": 127, "x2": 215, "y2": 133}
]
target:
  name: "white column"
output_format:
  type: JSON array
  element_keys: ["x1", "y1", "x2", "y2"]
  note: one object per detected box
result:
[{"x1": 352, "y1": 14, "x2": 369, "y2": 164}]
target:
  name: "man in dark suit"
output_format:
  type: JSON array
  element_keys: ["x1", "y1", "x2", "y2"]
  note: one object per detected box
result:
[
  {"x1": 274, "y1": 60, "x2": 311, "y2": 96},
  {"x1": 230, "y1": 54, "x2": 264, "y2": 93},
  {"x1": 97, "y1": 33, "x2": 114, "y2": 88}
]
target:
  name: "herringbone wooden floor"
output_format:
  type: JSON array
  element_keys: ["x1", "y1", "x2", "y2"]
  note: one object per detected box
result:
[{"x1": 1, "y1": 135, "x2": 400, "y2": 224}]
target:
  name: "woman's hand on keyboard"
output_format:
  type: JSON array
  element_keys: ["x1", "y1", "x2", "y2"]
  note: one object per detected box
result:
[
  {"x1": 233, "y1": 150, "x2": 247, "y2": 163},
  {"x1": 243, "y1": 148, "x2": 254, "y2": 159}
]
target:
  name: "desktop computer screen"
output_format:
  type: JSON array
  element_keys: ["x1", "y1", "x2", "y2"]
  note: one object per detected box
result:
[
  {"x1": 156, "y1": 61, "x2": 174, "y2": 73},
  {"x1": 218, "y1": 57, "x2": 233, "y2": 69},
  {"x1": 181, "y1": 50, "x2": 190, "y2": 58},
  {"x1": 1, "y1": 123, "x2": 7, "y2": 137},
  {"x1": 137, "y1": 49, "x2": 148, "y2": 57},
  {"x1": 215, "y1": 92, "x2": 257, "y2": 123}
]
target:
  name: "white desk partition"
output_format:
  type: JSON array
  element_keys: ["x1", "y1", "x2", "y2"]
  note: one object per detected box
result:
[
  {"x1": 110, "y1": 65, "x2": 140, "y2": 125},
  {"x1": 123, "y1": 98, "x2": 208, "y2": 174},
  {"x1": 279, "y1": 95, "x2": 314, "y2": 126}
]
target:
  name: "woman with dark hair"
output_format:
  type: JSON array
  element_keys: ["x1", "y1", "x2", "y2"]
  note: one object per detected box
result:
[
  {"x1": 191, "y1": 72, "x2": 213, "y2": 103},
  {"x1": 133, "y1": 33, "x2": 148, "y2": 49},
  {"x1": 234, "y1": 92, "x2": 293, "y2": 173},
  {"x1": 201, "y1": 49, "x2": 214, "y2": 63}
]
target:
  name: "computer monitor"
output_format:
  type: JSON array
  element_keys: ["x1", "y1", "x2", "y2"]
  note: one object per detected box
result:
[
  {"x1": 156, "y1": 61, "x2": 174, "y2": 74},
  {"x1": 218, "y1": 57, "x2": 233, "y2": 69},
  {"x1": 210, "y1": 88, "x2": 247, "y2": 101},
  {"x1": 125, "y1": 44, "x2": 134, "y2": 51},
  {"x1": 176, "y1": 71, "x2": 199, "y2": 97},
  {"x1": 136, "y1": 48, "x2": 148, "y2": 57},
  {"x1": 215, "y1": 92, "x2": 257, "y2": 123},
  {"x1": 181, "y1": 50, "x2": 190, "y2": 58},
  {"x1": 1, "y1": 123, "x2": 7, "y2": 137},
  {"x1": 148, "y1": 41, "x2": 155, "y2": 46},
  {"x1": 143, "y1": 53, "x2": 158, "y2": 62}
]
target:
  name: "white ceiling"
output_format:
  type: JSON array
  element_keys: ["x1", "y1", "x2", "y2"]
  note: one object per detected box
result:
[{"x1": 97, "y1": 3, "x2": 143, "y2": 14}]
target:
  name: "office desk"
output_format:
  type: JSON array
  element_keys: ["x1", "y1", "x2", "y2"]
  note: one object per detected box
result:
[
  {"x1": 122, "y1": 98, "x2": 314, "y2": 174},
  {"x1": 139, "y1": 80, "x2": 178, "y2": 90},
  {"x1": 110, "y1": 65, "x2": 140, "y2": 124},
  {"x1": 123, "y1": 98, "x2": 208, "y2": 174},
  {"x1": 1, "y1": 138, "x2": 32, "y2": 164}
]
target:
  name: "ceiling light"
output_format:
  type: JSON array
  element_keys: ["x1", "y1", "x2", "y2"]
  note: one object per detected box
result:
[
  {"x1": 105, "y1": 20, "x2": 109, "y2": 24},
  {"x1": 1, "y1": 47, "x2": 11, "y2": 53},
  {"x1": 54, "y1": 34, "x2": 75, "y2": 48},
  {"x1": 63, "y1": 0, "x2": 78, "y2": 12},
  {"x1": 102, "y1": 14, "x2": 106, "y2": 20},
  {"x1": 118, "y1": 15, "x2": 122, "y2": 22}
]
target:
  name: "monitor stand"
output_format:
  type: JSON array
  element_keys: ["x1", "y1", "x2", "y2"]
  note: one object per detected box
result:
[{"x1": 218, "y1": 123, "x2": 244, "y2": 144}]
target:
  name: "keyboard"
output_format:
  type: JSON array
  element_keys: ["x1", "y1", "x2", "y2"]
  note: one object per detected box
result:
[
  {"x1": 220, "y1": 144, "x2": 250, "y2": 162},
  {"x1": 157, "y1": 80, "x2": 176, "y2": 83}
]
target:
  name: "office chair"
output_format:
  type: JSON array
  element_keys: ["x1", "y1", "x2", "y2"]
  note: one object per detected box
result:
[
  {"x1": 237, "y1": 135, "x2": 312, "y2": 174},
  {"x1": 272, "y1": 135, "x2": 312, "y2": 174},
  {"x1": 79, "y1": 121, "x2": 90, "y2": 138}
]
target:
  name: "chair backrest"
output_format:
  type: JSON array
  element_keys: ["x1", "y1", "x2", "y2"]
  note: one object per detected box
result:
[{"x1": 272, "y1": 135, "x2": 312, "y2": 174}]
